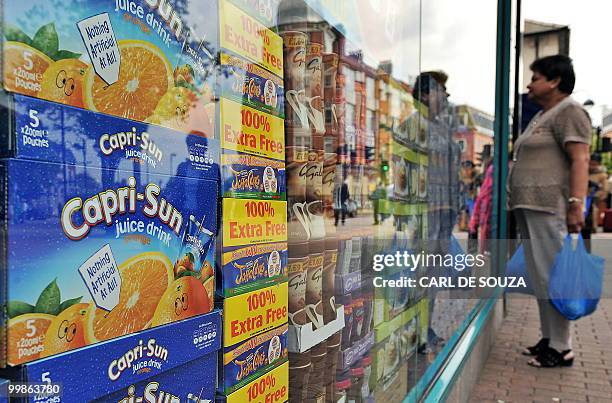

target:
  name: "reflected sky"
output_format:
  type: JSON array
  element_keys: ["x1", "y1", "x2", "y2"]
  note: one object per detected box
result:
[
  {"x1": 524, "y1": 0, "x2": 612, "y2": 124},
  {"x1": 305, "y1": 0, "x2": 498, "y2": 115}
]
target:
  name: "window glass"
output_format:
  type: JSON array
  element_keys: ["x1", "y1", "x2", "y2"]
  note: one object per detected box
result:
[{"x1": 274, "y1": 0, "x2": 499, "y2": 400}]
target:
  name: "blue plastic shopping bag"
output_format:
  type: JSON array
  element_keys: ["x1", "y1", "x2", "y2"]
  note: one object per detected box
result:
[
  {"x1": 505, "y1": 244, "x2": 534, "y2": 295},
  {"x1": 548, "y1": 234, "x2": 605, "y2": 320},
  {"x1": 585, "y1": 196, "x2": 593, "y2": 218}
]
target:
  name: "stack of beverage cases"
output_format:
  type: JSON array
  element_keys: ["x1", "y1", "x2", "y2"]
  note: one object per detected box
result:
[
  {"x1": 282, "y1": 28, "x2": 344, "y2": 401},
  {"x1": 0, "y1": 0, "x2": 459, "y2": 402},
  {"x1": 0, "y1": 1, "x2": 224, "y2": 401}
]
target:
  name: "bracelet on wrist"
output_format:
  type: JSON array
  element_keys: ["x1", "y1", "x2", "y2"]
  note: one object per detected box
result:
[{"x1": 568, "y1": 197, "x2": 583, "y2": 205}]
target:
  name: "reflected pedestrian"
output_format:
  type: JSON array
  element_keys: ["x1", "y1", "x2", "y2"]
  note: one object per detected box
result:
[
  {"x1": 369, "y1": 179, "x2": 386, "y2": 225},
  {"x1": 581, "y1": 153, "x2": 606, "y2": 251},
  {"x1": 589, "y1": 153, "x2": 608, "y2": 229},
  {"x1": 413, "y1": 70, "x2": 452, "y2": 352},
  {"x1": 333, "y1": 178, "x2": 349, "y2": 226},
  {"x1": 468, "y1": 160, "x2": 494, "y2": 254}
]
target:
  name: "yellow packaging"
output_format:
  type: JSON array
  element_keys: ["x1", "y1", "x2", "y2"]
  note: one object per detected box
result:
[
  {"x1": 222, "y1": 199, "x2": 287, "y2": 247},
  {"x1": 220, "y1": 98, "x2": 285, "y2": 160},
  {"x1": 225, "y1": 361, "x2": 289, "y2": 403},
  {"x1": 223, "y1": 283, "x2": 288, "y2": 346},
  {"x1": 219, "y1": 0, "x2": 283, "y2": 77}
]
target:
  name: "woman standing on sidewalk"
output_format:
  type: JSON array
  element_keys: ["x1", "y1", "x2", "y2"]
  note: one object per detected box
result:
[{"x1": 507, "y1": 55, "x2": 591, "y2": 368}]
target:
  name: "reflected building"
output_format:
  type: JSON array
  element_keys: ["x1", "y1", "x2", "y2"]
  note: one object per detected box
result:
[
  {"x1": 520, "y1": 20, "x2": 570, "y2": 131},
  {"x1": 453, "y1": 105, "x2": 494, "y2": 165}
]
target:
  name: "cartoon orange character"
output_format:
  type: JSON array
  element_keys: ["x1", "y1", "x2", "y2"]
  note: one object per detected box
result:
[
  {"x1": 41, "y1": 303, "x2": 89, "y2": 357},
  {"x1": 151, "y1": 276, "x2": 211, "y2": 326},
  {"x1": 200, "y1": 260, "x2": 214, "y2": 281},
  {"x1": 39, "y1": 59, "x2": 88, "y2": 107}
]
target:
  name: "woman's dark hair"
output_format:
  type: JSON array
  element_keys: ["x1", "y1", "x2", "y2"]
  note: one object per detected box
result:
[{"x1": 530, "y1": 55, "x2": 575, "y2": 94}]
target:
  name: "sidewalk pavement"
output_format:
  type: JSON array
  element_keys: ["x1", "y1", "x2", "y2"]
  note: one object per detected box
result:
[{"x1": 469, "y1": 296, "x2": 612, "y2": 403}]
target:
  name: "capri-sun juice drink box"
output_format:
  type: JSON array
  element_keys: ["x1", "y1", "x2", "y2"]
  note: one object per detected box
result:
[
  {"x1": 1, "y1": 311, "x2": 221, "y2": 402},
  {"x1": 0, "y1": 158, "x2": 219, "y2": 367},
  {"x1": 2, "y1": 0, "x2": 218, "y2": 136},
  {"x1": 2, "y1": 94, "x2": 219, "y2": 178}
]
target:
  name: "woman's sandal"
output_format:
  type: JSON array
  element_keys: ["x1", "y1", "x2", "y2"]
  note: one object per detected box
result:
[
  {"x1": 527, "y1": 347, "x2": 574, "y2": 368},
  {"x1": 522, "y1": 338, "x2": 549, "y2": 356}
]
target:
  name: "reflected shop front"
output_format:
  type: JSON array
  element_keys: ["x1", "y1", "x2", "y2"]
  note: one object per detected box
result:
[{"x1": 269, "y1": 0, "x2": 510, "y2": 402}]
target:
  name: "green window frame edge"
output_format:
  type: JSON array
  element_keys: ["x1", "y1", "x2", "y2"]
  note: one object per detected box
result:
[
  {"x1": 403, "y1": 0, "x2": 513, "y2": 400},
  {"x1": 403, "y1": 289, "x2": 503, "y2": 403}
]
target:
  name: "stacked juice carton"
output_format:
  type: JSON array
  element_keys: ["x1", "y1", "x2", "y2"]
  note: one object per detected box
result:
[
  {"x1": 0, "y1": 0, "x2": 222, "y2": 400},
  {"x1": 215, "y1": 1, "x2": 289, "y2": 402}
]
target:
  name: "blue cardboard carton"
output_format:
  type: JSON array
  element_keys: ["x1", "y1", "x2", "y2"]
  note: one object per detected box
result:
[
  {"x1": 0, "y1": 379, "x2": 8, "y2": 403},
  {"x1": 0, "y1": 310, "x2": 221, "y2": 402},
  {"x1": 2, "y1": 94, "x2": 220, "y2": 181},
  {"x1": 98, "y1": 356, "x2": 217, "y2": 402},
  {"x1": 1, "y1": 158, "x2": 218, "y2": 366}
]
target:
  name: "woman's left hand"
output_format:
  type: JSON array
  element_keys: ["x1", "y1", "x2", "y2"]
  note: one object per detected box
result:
[{"x1": 567, "y1": 204, "x2": 584, "y2": 233}]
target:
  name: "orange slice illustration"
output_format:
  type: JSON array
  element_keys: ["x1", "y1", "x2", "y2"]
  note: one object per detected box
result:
[
  {"x1": 84, "y1": 40, "x2": 173, "y2": 121},
  {"x1": 85, "y1": 252, "x2": 172, "y2": 343}
]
